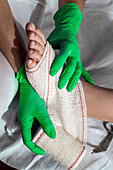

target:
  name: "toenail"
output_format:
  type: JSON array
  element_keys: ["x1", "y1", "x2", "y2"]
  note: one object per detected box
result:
[
  {"x1": 28, "y1": 60, "x2": 33, "y2": 64},
  {"x1": 29, "y1": 50, "x2": 34, "y2": 54},
  {"x1": 32, "y1": 41, "x2": 35, "y2": 45},
  {"x1": 31, "y1": 32, "x2": 35, "y2": 37}
]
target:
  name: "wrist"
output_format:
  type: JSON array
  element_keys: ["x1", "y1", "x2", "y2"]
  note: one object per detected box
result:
[{"x1": 59, "y1": 0, "x2": 86, "y2": 13}]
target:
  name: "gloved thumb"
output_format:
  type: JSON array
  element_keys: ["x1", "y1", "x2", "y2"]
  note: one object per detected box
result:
[{"x1": 35, "y1": 113, "x2": 56, "y2": 139}]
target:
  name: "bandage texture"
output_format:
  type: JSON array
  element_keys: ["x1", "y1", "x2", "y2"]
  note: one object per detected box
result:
[{"x1": 25, "y1": 42, "x2": 87, "y2": 170}]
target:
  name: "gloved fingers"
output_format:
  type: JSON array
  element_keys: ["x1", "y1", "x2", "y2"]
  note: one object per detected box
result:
[
  {"x1": 50, "y1": 46, "x2": 69, "y2": 77},
  {"x1": 81, "y1": 65, "x2": 94, "y2": 84},
  {"x1": 25, "y1": 140, "x2": 45, "y2": 155},
  {"x1": 58, "y1": 57, "x2": 77, "y2": 89},
  {"x1": 35, "y1": 113, "x2": 56, "y2": 139},
  {"x1": 67, "y1": 61, "x2": 82, "y2": 92},
  {"x1": 50, "y1": 41, "x2": 74, "y2": 76},
  {"x1": 21, "y1": 121, "x2": 45, "y2": 155}
]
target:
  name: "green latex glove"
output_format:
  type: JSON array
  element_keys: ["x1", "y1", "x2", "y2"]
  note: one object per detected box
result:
[
  {"x1": 47, "y1": 3, "x2": 94, "y2": 92},
  {"x1": 16, "y1": 65, "x2": 56, "y2": 155}
]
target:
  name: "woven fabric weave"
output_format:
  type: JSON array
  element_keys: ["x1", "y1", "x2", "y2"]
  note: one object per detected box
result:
[{"x1": 25, "y1": 42, "x2": 87, "y2": 170}]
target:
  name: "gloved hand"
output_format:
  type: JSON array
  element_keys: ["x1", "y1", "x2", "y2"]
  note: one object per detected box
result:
[
  {"x1": 16, "y1": 65, "x2": 56, "y2": 155},
  {"x1": 47, "y1": 3, "x2": 94, "y2": 92}
]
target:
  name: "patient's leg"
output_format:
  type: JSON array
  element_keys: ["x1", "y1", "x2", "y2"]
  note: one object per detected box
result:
[
  {"x1": 82, "y1": 80, "x2": 113, "y2": 122},
  {"x1": 25, "y1": 22, "x2": 113, "y2": 123}
]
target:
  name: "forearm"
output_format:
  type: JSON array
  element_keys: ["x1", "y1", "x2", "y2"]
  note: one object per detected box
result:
[
  {"x1": 0, "y1": 0, "x2": 26, "y2": 74},
  {"x1": 59, "y1": 0, "x2": 86, "y2": 12}
]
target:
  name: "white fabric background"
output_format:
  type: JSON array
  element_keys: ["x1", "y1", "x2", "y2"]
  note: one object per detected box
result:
[{"x1": 0, "y1": 0, "x2": 113, "y2": 169}]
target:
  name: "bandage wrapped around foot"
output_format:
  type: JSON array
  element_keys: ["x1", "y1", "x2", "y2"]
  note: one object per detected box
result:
[{"x1": 25, "y1": 42, "x2": 87, "y2": 170}]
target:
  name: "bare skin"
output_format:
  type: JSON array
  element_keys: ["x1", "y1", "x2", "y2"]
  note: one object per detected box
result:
[
  {"x1": 0, "y1": 0, "x2": 26, "y2": 74},
  {"x1": 25, "y1": 22, "x2": 113, "y2": 123},
  {"x1": 59, "y1": 0, "x2": 86, "y2": 12}
]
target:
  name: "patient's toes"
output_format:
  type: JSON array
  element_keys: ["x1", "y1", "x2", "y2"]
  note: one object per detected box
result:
[
  {"x1": 26, "y1": 22, "x2": 46, "y2": 48},
  {"x1": 28, "y1": 50, "x2": 42, "y2": 61},
  {"x1": 26, "y1": 49, "x2": 42, "y2": 69},
  {"x1": 29, "y1": 40, "x2": 44, "y2": 56},
  {"x1": 26, "y1": 22, "x2": 36, "y2": 35},
  {"x1": 25, "y1": 22, "x2": 46, "y2": 69},
  {"x1": 28, "y1": 31, "x2": 45, "y2": 50}
]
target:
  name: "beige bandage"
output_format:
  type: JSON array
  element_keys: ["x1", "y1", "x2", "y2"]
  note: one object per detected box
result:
[{"x1": 25, "y1": 42, "x2": 87, "y2": 170}]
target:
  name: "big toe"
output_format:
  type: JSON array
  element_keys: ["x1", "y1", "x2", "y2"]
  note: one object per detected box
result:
[{"x1": 26, "y1": 22, "x2": 36, "y2": 34}]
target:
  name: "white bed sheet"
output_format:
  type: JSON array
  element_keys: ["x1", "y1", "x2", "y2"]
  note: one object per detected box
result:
[{"x1": 1, "y1": 0, "x2": 113, "y2": 169}]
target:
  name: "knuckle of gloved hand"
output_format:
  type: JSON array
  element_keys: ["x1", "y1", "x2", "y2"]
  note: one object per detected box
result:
[
  {"x1": 69, "y1": 41, "x2": 76, "y2": 51},
  {"x1": 68, "y1": 57, "x2": 77, "y2": 67},
  {"x1": 73, "y1": 49, "x2": 80, "y2": 58},
  {"x1": 43, "y1": 117, "x2": 51, "y2": 125},
  {"x1": 77, "y1": 64, "x2": 82, "y2": 70},
  {"x1": 75, "y1": 68, "x2": 82, "y2": 76}
]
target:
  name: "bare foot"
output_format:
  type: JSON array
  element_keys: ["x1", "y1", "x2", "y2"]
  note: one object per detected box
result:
[{"x1": 25, "y1": 22, "x2": 46, "y2": 69}]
